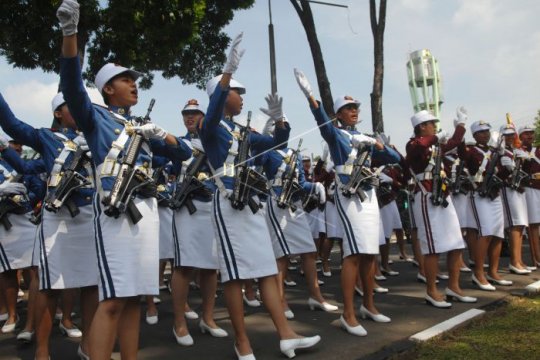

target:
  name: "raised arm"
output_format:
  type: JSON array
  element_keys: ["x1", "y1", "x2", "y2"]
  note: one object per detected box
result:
[
  {"x1": 0, "y1": 147, "x2": 47, "y2": 175},
  {"x1": 57, "y1": 0, "x2": 95, "y2": 134},
  {"x1": 0, "y1": 94, "x2": 42, "y2": 151}
]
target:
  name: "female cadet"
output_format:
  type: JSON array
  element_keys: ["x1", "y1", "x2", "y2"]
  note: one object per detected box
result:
[
  {"x1": 405, "y1": 110, "x2": 476, "y2": 308},
  {"x1": 199, "y1": 34, "x2": 320, "y2": 359},
  {"x1": 258, "y1": 111, "x2": 336, "y2": 319},
  {"x1": 171, "y1": 99, "x2": 227, "y2": 346},
  {"x1": 0, "y1": 91, "x2": 98, "y2": 360},
  {"x1": 294, "y1": 69, "x2": 400, "y2": 334},
  {"x1": 499, "y1": 124, "x2": 531, "y2": 274},
  {"x1": 57, "y1": 1, "x2": 191, "y2": 358},
  {"x1": 0, "y1": 139, "x2": 46, "y2": 342},
  {"x1": 519, "y1": 125, "x2": 540, "y2": 268},
  {"x1": 0, "y1": 138, "x2": 44, "y2": 336},
  {"x1": 465, "y1": 121, "x2": 512, "y2": 290}
]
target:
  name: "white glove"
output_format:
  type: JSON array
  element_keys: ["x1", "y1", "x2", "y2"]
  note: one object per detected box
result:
[
  {"x1": 261, "y1": 117, "x2": 275, "y2": 136},
  {"x1": 350, "y1": 134, "x2": 377, "y2": 147},
  {"x1": 0, "y1": 182, "x2": 27, "y2": 196},
  {"x1": 56, "y1": 0, "x2": 80, "y2": 36},
  {"x1": 294, "y1": 68, "x2": 313, "y2": 99},
  {"x1": 500, "y1": 156, "x2": 514, "y2": 170},
  {"x1": 0, "y1": 134, "x2": 9, "y2": 149},
  {"x1": 379, "y1": 173, "x2": 393, "y2": 184},
  {"x1": 223, "y1": 33, "x2": 245, "y2": 74},
  {"x1": 314, "y1": 182, "x2": 326, "y2": 204},
  {"x1": 376, "y1": 133, "x2": 390, "y2": 145},
  {"x1": 132, "y1": 123, "x2": 168, "y2": 140},
  {"x1": 514, "y1": 149, "x2": 530, "y2": 160},
  {"x1": 436, "y1": 131, "x2": 450, "y2": 144},
  {"x1": 456, "y1": 106, "x2": 468, "y2": 126},
  {"x1": 259, "y1": 93, "x2": 283, "y2": 121}
]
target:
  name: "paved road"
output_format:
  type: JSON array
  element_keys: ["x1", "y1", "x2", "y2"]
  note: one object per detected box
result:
[{"x1": 1, "y1": 245, "x2": 538, "y2": 360}]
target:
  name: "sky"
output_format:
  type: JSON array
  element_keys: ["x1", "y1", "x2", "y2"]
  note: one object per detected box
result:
[{"x1": 1, "y1": 0, "x2": 539, "y2": 156}]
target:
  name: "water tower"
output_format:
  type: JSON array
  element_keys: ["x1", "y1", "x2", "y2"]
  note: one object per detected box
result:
[{"x1": 406, "y1": 49, "x2": 444, "y2": 119}]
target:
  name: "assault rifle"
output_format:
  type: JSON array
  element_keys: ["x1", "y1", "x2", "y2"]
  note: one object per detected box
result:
[
  {"x1": 0, "y1": 196, "x2": 26, "y2": 230},
  {"x1": 508, "y1": 157, "x2": 528, "y2": 192},
  {"x1": 170, "y1": 152, "x2": 212, "y2": 214},
  {"x1": 477, "y1": 135, "x2": 504, "y2": 200},
  {"x1": 430, "y1": 144, "x2": 449, "y2": 207},
  {"x1": 277, "y1": 139, "x2": 304, "y2": 211},
  {"x1": 44, "y1": 146, "x2": 90, "y2": 217},
  {"x1": 451, "y1": 159, "x2": 469, "y2": 196},
  {"x1": 230, "y1": 111, "x2": 267, "y2": 213},
  {"x1": 340, "y1": 148, "x2": 378, "y2": 202},
  {"x1": 101, "y1": 99, "x2": 156, "y2": 224}
]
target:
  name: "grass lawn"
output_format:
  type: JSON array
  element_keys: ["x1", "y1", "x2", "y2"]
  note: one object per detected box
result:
[{"x1": 393, "y1": 295, "x2": 540, "y2": 360}]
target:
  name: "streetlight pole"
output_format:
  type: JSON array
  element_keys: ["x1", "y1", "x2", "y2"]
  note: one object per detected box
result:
[{"x1": 268, "y1": 0, "x2": 278, "y2": 95}]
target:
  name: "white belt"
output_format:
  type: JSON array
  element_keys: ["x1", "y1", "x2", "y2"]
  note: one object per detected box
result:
[
  {"x1": 214, "y1": 163, "x2": 235, "y2": 178},
  {"x1": 415, "y1": 172, "x2": 433, "y2": 181}
]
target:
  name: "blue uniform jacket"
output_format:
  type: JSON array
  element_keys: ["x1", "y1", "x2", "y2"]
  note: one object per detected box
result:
[
  {"x1": 59, "y1": 56, "x2": 192, "y2": 193},
  {"x1": 311, "y1": 104, "x2": 400, "y2": 186},
  {"x1": 199, "y1": 85, "x2": 290, "y2": 190},
  {"x1": 260, "y1": 149, "x2": 314, "y2": 200},
  {"x1": 0, "y1": 92, "x2": 94, "y2": 207},
  {"x1": 0, "y1": 158, "x2": 44, "y2": 212}
]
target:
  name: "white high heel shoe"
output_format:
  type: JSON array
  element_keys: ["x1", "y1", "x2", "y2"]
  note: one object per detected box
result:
[
  {"x1": 308, "y1": 298, "x2": 338, "y2": 312},
  {"x1": 173, "y1": 327, "x2": 194, "y2": 346},
  {"x1": 339, "y1": 315, "x2": 367, "y2": 336},
  {"x1": 234, "y1": 345, "x2": 256, "y2": 360},
  {"x1": 486, "y1": 274, "x2": 513, "y2": 286},
  {"x1": 284, "y1": 309, "x2": 295, "y2": 319},
  {"x1": 509, "y1": 264, "x2": 531, "y2": 275},
  {"x1": 445, "y1": 288, "x2": 477, "y2": 303},
  {"x1": 199, "y1": 319, "x2": 228, "y2": 337},
  {"x1": 471, "y1": 273, "x2": 496, "y2": 291},
  {"x1": 280, "y1": 336, "x2": 321, "y2": 358},
  {"x1": 359, "y1": 305, "x2": 391, "y2": 323},
  {"x1": 424, "y1": 294, "x2": 452, "y2": 308}
]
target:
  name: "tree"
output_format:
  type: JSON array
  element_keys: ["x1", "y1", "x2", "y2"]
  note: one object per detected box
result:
[
  {"x1": 369, "y1": 0, "x2": 387, "y2": 134},
  {"x1": 290, "y1": 0, "x2": 334, "y2": 118},
  {"x1": 0, "y1": 0, "x2": 254, "y2": 89},
  {"x1": 534, "y1": 109, "x2": 540, "y2": 146}
]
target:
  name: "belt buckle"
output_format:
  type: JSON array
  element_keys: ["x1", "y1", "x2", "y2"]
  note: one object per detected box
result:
[
  {"x1": 343, "y1": 165, "x2": 353, "y2": 175},
  {"x1": 222, "y1": 163, "x2": 235, "y2": 177},
  {"x1": 47, "y1": 174, "x2": 62, "y2": 187},
  {"x1": 100, "y1": 159, "x2": 117, "y2": 176}
]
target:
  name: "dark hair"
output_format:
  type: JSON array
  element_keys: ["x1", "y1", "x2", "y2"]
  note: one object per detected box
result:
[{"x1": 414, "y1": 125, "x2": 421, "y2": 136}]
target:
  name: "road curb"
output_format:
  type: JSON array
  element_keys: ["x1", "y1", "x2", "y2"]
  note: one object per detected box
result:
[{"x1": 409, "y1": 308, "x2": 485, "y2": 342}]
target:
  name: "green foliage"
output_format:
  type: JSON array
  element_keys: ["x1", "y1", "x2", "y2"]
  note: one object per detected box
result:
[
  {"x1": 0, "y1": 0, "x2": 254, "y2": 89},
  {"x1": 534, "y1": 109, "x2": 540, "y2": 146}
]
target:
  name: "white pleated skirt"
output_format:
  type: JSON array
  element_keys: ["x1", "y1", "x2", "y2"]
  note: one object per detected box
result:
[
  {"x1": 470, "y1": 193, "x2": 504, "y2": 238},
  {"x1": 0, "y1": 212, "x2": 36, "y2": 273},
  {"x1": 93, "y1": 196, "x2": 159, "y2": 301},
  {"x1": 525, "y1": 187, "x2": 540, "y2": 224},
  {"x1": 158, "y1": 206, "x2": 174, "y2": 260},
  {"x1": 380, "y1": 200, "x2": 403, "y2": 239},
  {"x1": 265, "y1": 198, "x2": 316, "y2": 258},
  {"x1": 39, "y1": 204, "x2": 97, "y2": 290},
  {"x1": 334, "y1": 188, "x2": 380, "y2": 257},
  {"x1": 452, "y1": 193, "x2": 477, "y2": 229},
  {"x1": 172, "y1": 199, "x2": 219, "y2": 269},
  {"x1": 501, "y1": 187, "x2": 528, "y2": 228},
  {"x1": 211, "y1": 191, "x2": 277, "y2": 283},
  {"x1": 412, "y1": 192, "x2": 465, "y2": 255},
  {"x1": 324, "y1": 201, "x2": 344, "y2": 239}
]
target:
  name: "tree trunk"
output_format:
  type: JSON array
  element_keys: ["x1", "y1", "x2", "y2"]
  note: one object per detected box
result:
[
  {"x1": 370, "y1": 0, "x2": 386, "y2": 134},
  {"x1": 291, "y1": 0, "x2": 334, "y2": 118}
]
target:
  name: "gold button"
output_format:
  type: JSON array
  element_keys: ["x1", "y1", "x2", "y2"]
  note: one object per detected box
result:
[
  {"x1": 229, "y1": 140, "x2": 233, "y2": 145},
  {"x1": 86, "y1": 197, "x2": 91, "y2": 201},
  {"x1": 143, "y1": 161, "x2": 149, "y2": 168},
  {"x1": 114, "y1": 128, "x2": 121, "y2": 135},
  {"x1": 57, "y1": 148, "x2": 62, "y2": 152}
]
